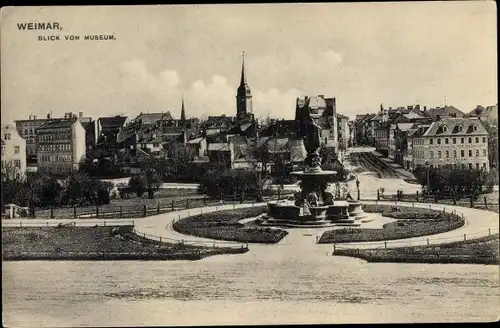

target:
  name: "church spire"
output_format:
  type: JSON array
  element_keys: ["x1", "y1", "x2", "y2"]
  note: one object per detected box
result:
[
  {"x1": 181, "y1": 94, "x2": 186, "y2": 121},
  {"x1": 236, "y1": 51, "x2": 253, "y2": 117},
  {"x1": 240, "y1": 51, "x2": 247, "y2": 86}
]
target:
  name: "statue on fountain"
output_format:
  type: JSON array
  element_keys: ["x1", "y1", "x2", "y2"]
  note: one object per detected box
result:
[{"x1": 296, "y1": 100, "x2": 323, "y2": 173}]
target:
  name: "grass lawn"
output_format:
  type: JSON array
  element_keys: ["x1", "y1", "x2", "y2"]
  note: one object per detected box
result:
[
  {"x1": 333, "y1": 234, "x2": 499, "y2": 265},
  {"x1": 173, "y1": 206, "x2": 289, "y2": 244},
  {"x1": 319, "y1": 205, "x2": 464, "y2": 243},
  {"x1": 2, "y1": 226, "x2": 247, "y2": 261}
]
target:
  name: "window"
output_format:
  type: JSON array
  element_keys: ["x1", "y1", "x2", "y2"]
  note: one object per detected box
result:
[
  {"x1": 483, "y1": 163, "x2": 487, "y2": 168},
  {"x1": 458, "y1": 125, "x2": 463, "y2": 132},
  {"x1": 483, "y1": 137, "x2": 486, "y2": 143},
  {"x1": 468, "y1": 137, "x2": 472, "y2": 144},
  {"x1": 430, "y1": 138, "x2": 434, "y2": 145},
  {"x1": 437, "y1": 138, "x2": 441, "y2": 145},
  {"x1": 438, "y1": 151, "x2": 442, "y2": 158},
  {"x1": 442, "y1": 125, "x2": 448, "y2": 132},
  {"x1": 461, "y1": 138, "x2": 464, "y2": 144},
  {"x1": 472, "y1": 125, "x2": 478, "y2": 132},
  {"x1": 445, "y1": 151, "x2": 449, "y2": 158},
  {"x1": 476, "y1": 163, "x2": 480, "y2": 170},
  {"x1": 483, "y1": 149, "x2": 487, "y2": 156},
  {"x1": 469, "y1": 150, "x2": 472, "y2": 157},
  {"x1": 24, "y1": 129, "x2": 28, "y2": 135},
  {"x1": 4, "y1": 133, "x2": 10, "y2": 140},
  {"x1": 445, "y1": 138, "x2": 449, "y2": 144},
  {"x1": 476, "y1": 149, "x2": 479, "y2": 157},
  {"x1": 430, "y1": 151, "x2": 434, "y2": 159},
  {"x1": 453, "y1": 150, "x2": 457, "y2": 158},
  {"x1": 475, "y1": 137, "x2": 479, "y2": 143},
  {"x1": 14, "y1": 160, "x2": 21, "y2": 168},
  {"x1": 469, "y1": 163, "x2": 473, "y2": 169},
  {"x1": 461, "y1": 150, "x2": 465, "y2": 157},
  {"x1": 14, "y1": 146, "x2": 19, "y2": 154},
  {"x1": 452, "y1": 138, "x2": 456, "y2": 144}
]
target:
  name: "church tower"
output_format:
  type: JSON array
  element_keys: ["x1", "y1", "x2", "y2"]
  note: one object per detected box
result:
[{"x1": 236, "y1": 51, "x2": 253, "y2": 118}]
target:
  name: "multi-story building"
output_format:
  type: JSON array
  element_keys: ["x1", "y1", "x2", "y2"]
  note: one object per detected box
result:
[
  {"x1": 393, "y1": 123, "x2": 417, "y2": 166},
  {"x1": 36, "y1": 118, "x2": 87, "y2": 174},
  {"x1": 411, "y1": 117, "x2": 489, "y2": 171},
  {"x1": 1, "y1": 124, "x2": 27, "y2": 179},
  {"x1": 15, "y1": 112, "x2": 91, "y2": 167}
]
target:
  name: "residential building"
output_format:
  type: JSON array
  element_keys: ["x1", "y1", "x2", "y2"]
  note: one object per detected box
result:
[
  {"x1": 411, "y1": 117, "x2": 489, "y2": 171},
  {"x1": 1, "y1": 124, "x2": 27, "y2": 179},
  {"x1": 94, "y1": 116, "x2": 130, "y2": 148},
  {"x1": 466, "y1": 104, "x2": 498, "y2": 124},
  {"x1": 393, "y1": 123, "x2": 417, "y2": 166},
  {"x1": 15, "y1": 112, "x2": 91, "y2": 166},
  {"x1": 424, "y1": 105, "x2": 464, "y2": 119},
  {"x1": 36, "y1": 118, "x2": 87, "y2": 174}
]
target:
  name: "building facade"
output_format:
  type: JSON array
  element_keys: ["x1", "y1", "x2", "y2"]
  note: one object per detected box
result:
[
  {"x1": 411, "y1": 117, "x2": 490, "y2": 171},
  {"x1": 36, "y1": 119, "x2": 87, "y2": 174},
  {"x1": 1, "y1": 124, "x2": 27, "y2": 178}
]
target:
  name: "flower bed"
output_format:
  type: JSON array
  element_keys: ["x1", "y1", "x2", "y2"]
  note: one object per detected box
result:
[
  {"x1": 319, "y1": 205, "x2": 464, "y2": 243},
  {"x1": 173, "y1": 206, "x2": 288, "y2": 244},
  {"x1": 333, "y1": 234, "x2": 499, "y2": 265},
  {"x1": 2, "y1": 226, "x2": 247, "y2": 261}
]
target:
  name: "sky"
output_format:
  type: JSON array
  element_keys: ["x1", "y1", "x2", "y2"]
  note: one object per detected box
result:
[{"x1": 1, "y1": 2, "x2": 497, "y2": 124}]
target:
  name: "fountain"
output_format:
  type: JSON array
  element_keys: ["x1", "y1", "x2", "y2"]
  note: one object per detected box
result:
[{"x1": 260, "y1": 103, "x2": 366, "y2": 228}]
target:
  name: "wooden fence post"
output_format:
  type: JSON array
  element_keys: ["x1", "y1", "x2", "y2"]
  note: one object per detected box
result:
[
  {"x1": 186, "y1": 199, "x2": 189, "y2": 209},
  {"x1": 50, "y1": 206, "x2": 54, "y2": 218},
  {"x1": 203, "y1": 196, "x2": 206, "y2": 206},
  {"x1": 119, "y1": 206, "x2": 123, "y2": 218},
  {"x1": 384, "y1": 241, "x2": 387, "y2": 249},
  {"x1": 484, "y1": 196, "x2": 487, "y2": 209},
  {"x1": 157, "y1": 203, "x2": 160, "y2": 214},
  {"x1": 357, "y1": 189, "x2": 360, "y2": 201},
  {"x1": 73, "y1": 206, "x2": 77, "y2": 218},
  {"x1": 377, "y1": 189, "x2": 380, "y2": 201},
  {"x1": 416, "y1": 190, "x2": 419, "y2": 202},
  {"x1": 463, "y1": 234, "x2": 466, "y2": 241},
  {"x1": 96, "y1": 206, "x2": 99, "y2": 218},
  {"x1": 143, "y1": 205, "x2": 147, "y2": 217},
  {"x1": 171, "y1": 200, "x2": 175, "y2": 211},
  {"x1": 333, "y1": 244, "x2": 336, "y2": 253}
]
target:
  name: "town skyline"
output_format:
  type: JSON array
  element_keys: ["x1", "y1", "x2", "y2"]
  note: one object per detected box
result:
[{"x1": 1, "y1": 2, "x2": 497, "y2": 124}]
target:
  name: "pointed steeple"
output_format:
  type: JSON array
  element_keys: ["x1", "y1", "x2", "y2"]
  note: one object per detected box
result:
[
  {"x1": 181, "y1": 94, "x2": 186, "y2": 121},
  {"x1": 240, "y1": 51, "x2": 247, "y2": 86},
  {"x1": 236, "y1": 51, "x2": 253, "y2": 116}
]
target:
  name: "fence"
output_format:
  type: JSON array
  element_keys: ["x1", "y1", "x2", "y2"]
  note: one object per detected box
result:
[
  {"x1": 12, "y1": 194, "x2": 282, "y2": 220},
  {"x1": 332, "y1": 226, "x2": 500, "y2": 252},
  {"x1": 375, "y1": 191, "x2": 499, "y2": 211},
  {"x1": 1, "y1": 219, "x2": 135, "y2": 228}
]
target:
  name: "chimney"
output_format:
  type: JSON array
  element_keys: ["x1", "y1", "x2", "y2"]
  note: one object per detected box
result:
[
  {"x1": 424, "y1": 106, "x2": 427, "y2": 112},
  {"x1": 79, "y1": 112, "x2": 83, "y2": 118},
  {"x1": 33, "y1": 115, "x2": 37, "y2": 120},
  {"x1": 47, "y1": 113, "x2": 51, "y2": 119}
]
